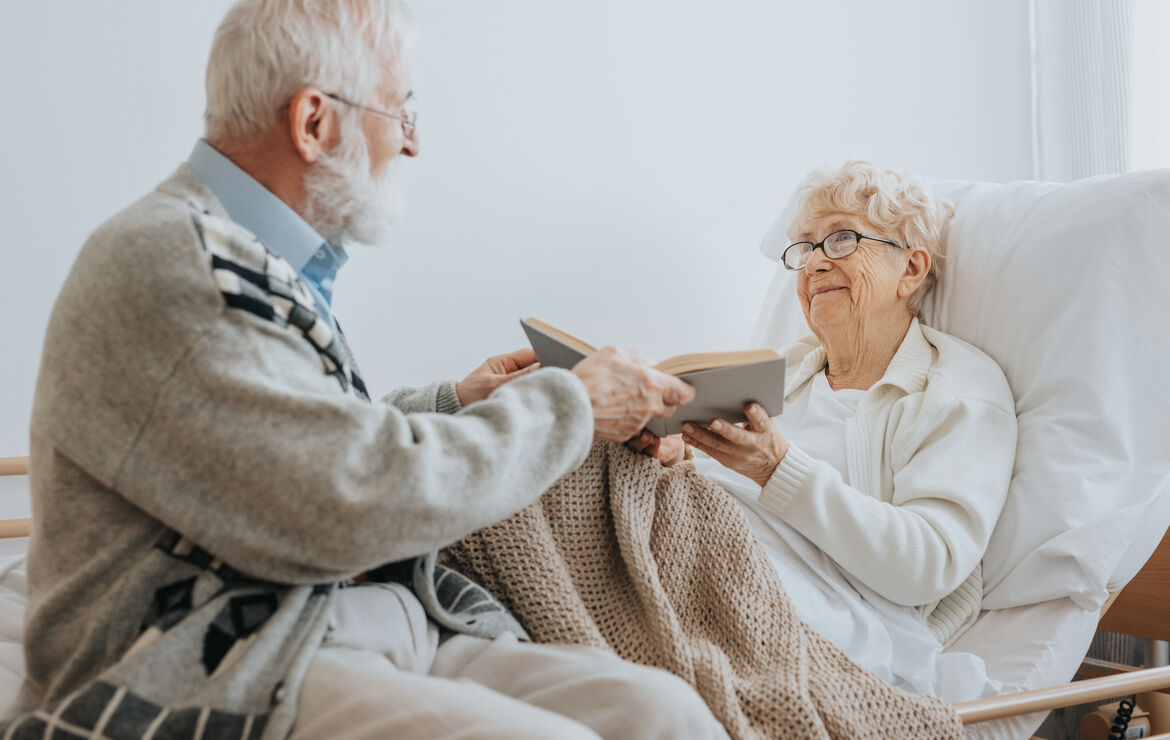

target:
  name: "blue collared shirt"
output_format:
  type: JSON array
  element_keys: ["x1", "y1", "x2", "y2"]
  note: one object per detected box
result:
[{"x1": 186, "y1": 140, "x2": 347, "y2": 334}]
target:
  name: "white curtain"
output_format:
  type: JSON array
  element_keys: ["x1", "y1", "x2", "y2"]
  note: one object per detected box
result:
[
  {"x1": 1128, "y1": 0, "x2": 1170, "y2": 171},
  {"x1": 1031, "y1": 0, "x2": 1133, "y2": 181},
  {"x1": 1031, "y1": 0, "x2": 1170, "y2": 181}
]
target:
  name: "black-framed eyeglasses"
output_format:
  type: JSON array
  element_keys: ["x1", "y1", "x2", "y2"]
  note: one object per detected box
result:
[
  {"x1": 324, "y1": 92, "x2": 417, "y2": 138},
  {"x1": 781, "y1": 229, "x2": 904, "y2": 270}
]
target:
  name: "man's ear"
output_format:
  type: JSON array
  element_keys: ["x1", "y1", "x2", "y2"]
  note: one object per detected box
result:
[
  {"x1": 898, "y1": 246, "x2": 931, "y2": 300},
  {"x1": 287, "y1": 88, "x2": 336, "y2": 164}
]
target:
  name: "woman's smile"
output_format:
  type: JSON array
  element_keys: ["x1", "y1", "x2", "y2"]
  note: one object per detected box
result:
[{"x1": 812, "y1": 285, "x2": 847, "y2": 298}]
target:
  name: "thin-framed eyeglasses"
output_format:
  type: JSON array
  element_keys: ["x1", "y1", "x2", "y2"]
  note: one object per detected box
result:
[
  {"x1": 324, "y1": 92, "x2": 417, "y2": 138},
  {"x1": 782, "y1": 229, "x2": 904, "y2": 270}
]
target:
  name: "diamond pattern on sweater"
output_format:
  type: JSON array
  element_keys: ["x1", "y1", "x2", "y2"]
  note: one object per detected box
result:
[{"x1": 192, "y1": 214, "x2": 368, "y2": 400}]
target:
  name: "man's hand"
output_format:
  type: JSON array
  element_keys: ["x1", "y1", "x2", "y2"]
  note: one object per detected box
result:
[
  {"x1": 628, "y1": 431, "x2": 687, "y2": 466},
  {"x1": 681, "y1": 403, "x2": 789, "y2": 487},
  {"x1": 456, "y1": 348, "x2": 541, "y2": 406},
  {"x1": 572, "y1": 347, "x2": 696, "y2": 443}
]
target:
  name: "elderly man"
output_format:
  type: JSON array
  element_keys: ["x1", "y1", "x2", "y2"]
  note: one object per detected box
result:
[{"x1": 11, "y1": 1, "x2": 730, "y2": 739}]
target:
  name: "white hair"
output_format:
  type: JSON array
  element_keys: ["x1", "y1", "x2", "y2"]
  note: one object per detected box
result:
[
  {"x1": 787, "y1": 160, "x2": 954, "y2": 316},
  {"x1": 204, "y1": 0, "x2": 416, "y2": 145}
]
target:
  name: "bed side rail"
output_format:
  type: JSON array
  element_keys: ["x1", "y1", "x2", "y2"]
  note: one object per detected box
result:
[{"x1": 0, "y1": 457, "x2": 30, "y2": 539}]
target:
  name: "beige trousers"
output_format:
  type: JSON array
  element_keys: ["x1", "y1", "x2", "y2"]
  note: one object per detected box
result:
[{"x1": 288, "y1": 582, "x2": 729, "y2": 740}]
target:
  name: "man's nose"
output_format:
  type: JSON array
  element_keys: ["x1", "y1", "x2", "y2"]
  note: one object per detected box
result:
[{"x1": 401, "y1": 128, "x2": 419, "y2": 157}]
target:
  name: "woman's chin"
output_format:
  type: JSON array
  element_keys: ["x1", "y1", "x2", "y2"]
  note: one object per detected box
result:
[{"x1": 808, "y1": 303, "x2": 848, "y2": 332}]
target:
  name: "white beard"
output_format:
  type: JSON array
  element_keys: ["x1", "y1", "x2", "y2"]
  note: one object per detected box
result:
[{"x1": 302, "y1": 125, "x2": 403, "y2": 247}]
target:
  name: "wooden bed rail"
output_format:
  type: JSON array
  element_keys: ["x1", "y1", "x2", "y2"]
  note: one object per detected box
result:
[
  {"x1": 956, "y1": 665, "x2": 1170, "y2": 724},
  {"x1": 0, "y1": 457, "x2": 28, "y2": 477},
  {"x1": 0, "y1": 457, "x2": 31, "y2": 539},
  {"x1": 0, "y1": 519, "x2": 30, "y2": 539}
]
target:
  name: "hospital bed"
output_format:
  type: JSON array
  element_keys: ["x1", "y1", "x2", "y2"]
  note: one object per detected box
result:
[
  {"x1": 0, "y1": 457, "x2": 1166, "y2": 738},
  {"x1": 1, "y1": 168, "x2": 1168, "y2": 739}
]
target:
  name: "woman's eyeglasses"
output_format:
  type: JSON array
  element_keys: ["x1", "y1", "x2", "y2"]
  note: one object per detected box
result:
[{"x1": 782, "y1": 229, "x2": 904, "y2": 270}]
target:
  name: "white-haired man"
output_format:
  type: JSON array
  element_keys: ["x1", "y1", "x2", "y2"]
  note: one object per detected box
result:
[{"x1": 11, "y1": 1, "x2": 729, "y2": 739}]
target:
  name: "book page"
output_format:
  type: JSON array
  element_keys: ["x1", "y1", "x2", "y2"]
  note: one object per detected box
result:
[
  {"x1": 522, "y1": 318, "x2": 597, "y2": 356},
  {"x1": 654, "y1": 348, "x2": 781, "y2": 376}
]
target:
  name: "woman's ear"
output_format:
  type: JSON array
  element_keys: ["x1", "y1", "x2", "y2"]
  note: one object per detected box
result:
[{"x1": 897, "y1": 247, "x2": 931, "y2": 300}]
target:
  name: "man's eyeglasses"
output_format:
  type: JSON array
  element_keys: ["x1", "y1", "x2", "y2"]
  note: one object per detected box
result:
[
  {"x1": 782, "y1": 229, "x2": 904, "y2": 271},
  {"x1": 324, "y1": 92, "x2": 417, "y2": 138}
]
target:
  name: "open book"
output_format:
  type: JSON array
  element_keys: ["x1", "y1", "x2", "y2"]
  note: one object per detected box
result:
[{"x1": 521, "y1": 318, "x2": 785, "y2": 436}]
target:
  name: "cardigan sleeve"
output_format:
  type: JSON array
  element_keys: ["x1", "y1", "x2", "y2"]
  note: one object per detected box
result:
[
  {"x1": 757, "y1": 397, "x2": 1016, "y2": 607},
  {"x1": 112, "y1": 310, "x2": 593, "y2": 585},
  {"x1": 382, "y1": 381, "x2": 463, "y2": 414}
]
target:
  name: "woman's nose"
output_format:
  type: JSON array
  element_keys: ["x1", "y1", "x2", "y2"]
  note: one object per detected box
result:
[{"x1": 805, "y1": 247, "x2": 833, "y2": 272}]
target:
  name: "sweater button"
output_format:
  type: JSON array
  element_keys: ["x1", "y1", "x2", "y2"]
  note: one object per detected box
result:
[{"x1": 272, "y1": 681, "x2": 286, "y2": 705}]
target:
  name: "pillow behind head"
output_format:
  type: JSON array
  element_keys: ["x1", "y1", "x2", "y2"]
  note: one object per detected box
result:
[
  {"x1": 754, "y1": 170, "x2": 1170, "y2": 611},
  {"x1": 924, "y1": 171, "x2": 1170, "y2": 610}
]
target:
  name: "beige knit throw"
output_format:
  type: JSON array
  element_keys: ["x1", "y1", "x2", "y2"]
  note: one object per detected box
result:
[{"x1": 446, "y1": 443, "x2": 964, "y2": 739}]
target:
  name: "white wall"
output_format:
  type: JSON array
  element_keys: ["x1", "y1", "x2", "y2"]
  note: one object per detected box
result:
[{"x1": 0, "y1": 0, "x2": 1033, "y2": 458}]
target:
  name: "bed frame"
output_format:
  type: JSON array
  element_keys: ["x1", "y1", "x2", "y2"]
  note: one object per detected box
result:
[{"x1": 2, "y1": 454, "x2": 1168, "y2": 731}]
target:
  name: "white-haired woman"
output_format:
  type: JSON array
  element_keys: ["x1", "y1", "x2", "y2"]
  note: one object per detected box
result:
[{"x1": 643, "y1": 161, "x2": 1017, "y2": 670}]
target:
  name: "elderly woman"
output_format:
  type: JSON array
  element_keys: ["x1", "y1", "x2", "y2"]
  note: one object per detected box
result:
[{"x1": 644, "y1": 161, "x2": 1017, "y2": 658}]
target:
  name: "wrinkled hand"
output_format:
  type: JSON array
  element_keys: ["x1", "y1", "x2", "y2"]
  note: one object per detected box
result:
[
  {"x1": 572, "y1": 347, "x2": 696, "y2": 443},
  {"x1": 627, "y1": 431, "x2": 687, "y2": 466},
  {"x1": 456, "y1": 348, "x2": 541, "y2": 406},
  {"x1": 681, "y1": 403, "x2": 789, "y2": 487}
]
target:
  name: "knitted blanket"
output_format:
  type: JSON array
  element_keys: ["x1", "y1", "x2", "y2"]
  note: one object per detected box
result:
[{"x1": 446, "y1": 443, "x2": 964, "y2": 740}]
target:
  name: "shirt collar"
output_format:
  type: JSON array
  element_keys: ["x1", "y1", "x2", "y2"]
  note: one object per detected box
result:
[
  {"x1": 186, "y1": 139, "x2": 345, "y2": 274},
  {"x1": 785, "y1": 317, "x2": 934, "y2": 398},
  {"x1": 869, "y1": 317, "x2": 933, "y2": 395}
]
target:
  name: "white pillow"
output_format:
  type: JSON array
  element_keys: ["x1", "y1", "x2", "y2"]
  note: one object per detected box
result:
[{"x1": 752, "y1": 170, "x2": 1170, "y2": 611}]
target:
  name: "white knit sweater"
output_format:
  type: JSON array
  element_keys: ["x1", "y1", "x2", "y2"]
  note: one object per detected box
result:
[{"x1": 758, "y1": 318, "x2": 1017, "y2": 647}]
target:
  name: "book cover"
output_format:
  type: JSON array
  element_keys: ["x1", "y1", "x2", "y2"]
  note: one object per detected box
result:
[{"x1": 521, "y1": 318, "x2": 785, "y2": 436}]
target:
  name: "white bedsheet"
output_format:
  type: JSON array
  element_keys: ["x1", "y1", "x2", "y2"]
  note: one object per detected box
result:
[
  {"x1": 691, "y1": 455, "x2": 1100, "y2": 738},
  {"x1": 692, "y1": 456, "x2": 1005, "y2": 702},
  {"x1": 0, "y1": 555, "x2": 28, "y2": 710},
  {"x1": 956, "y1": 595, "x2": 1099, "y2": 740}
]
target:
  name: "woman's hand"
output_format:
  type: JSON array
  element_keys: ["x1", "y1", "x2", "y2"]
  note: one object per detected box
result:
[
  {"x1": 681, "y1": 404, "x2": 789, "y2": 488},
  {"x1": 627, "y1": 431, "x2": 687, "y2": 466}
]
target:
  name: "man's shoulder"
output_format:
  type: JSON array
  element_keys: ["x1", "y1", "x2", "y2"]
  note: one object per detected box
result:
[
  {"x1": 63, "y1": 164, "x2": 310, "y2": 340},
  {"x1": 34, "y1": 166, "x2": 329, "y2": 484},
  {"x1": 80, "y1": 165, "x2": 345, "y2": 384},
  {"x1": 73, "y1": 164, "x2": 330, "y2": 352},
  {"x1": 43, "y1": 163, "x2": 310, "y2": 387},
  {"x1": 56, "y1": 166, "x2": 222, "y2": 333},
  {"x1": 85, "y1": 164, "x2": 269, "y2": 280},
  {"x1": 33, "y1": 167, "x2": 243, "y2": 484}
]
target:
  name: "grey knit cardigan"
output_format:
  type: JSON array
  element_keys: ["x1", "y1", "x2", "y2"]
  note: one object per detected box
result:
[{"x1": 7, "y1": 165, "x2": 593, "y2": 739}]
